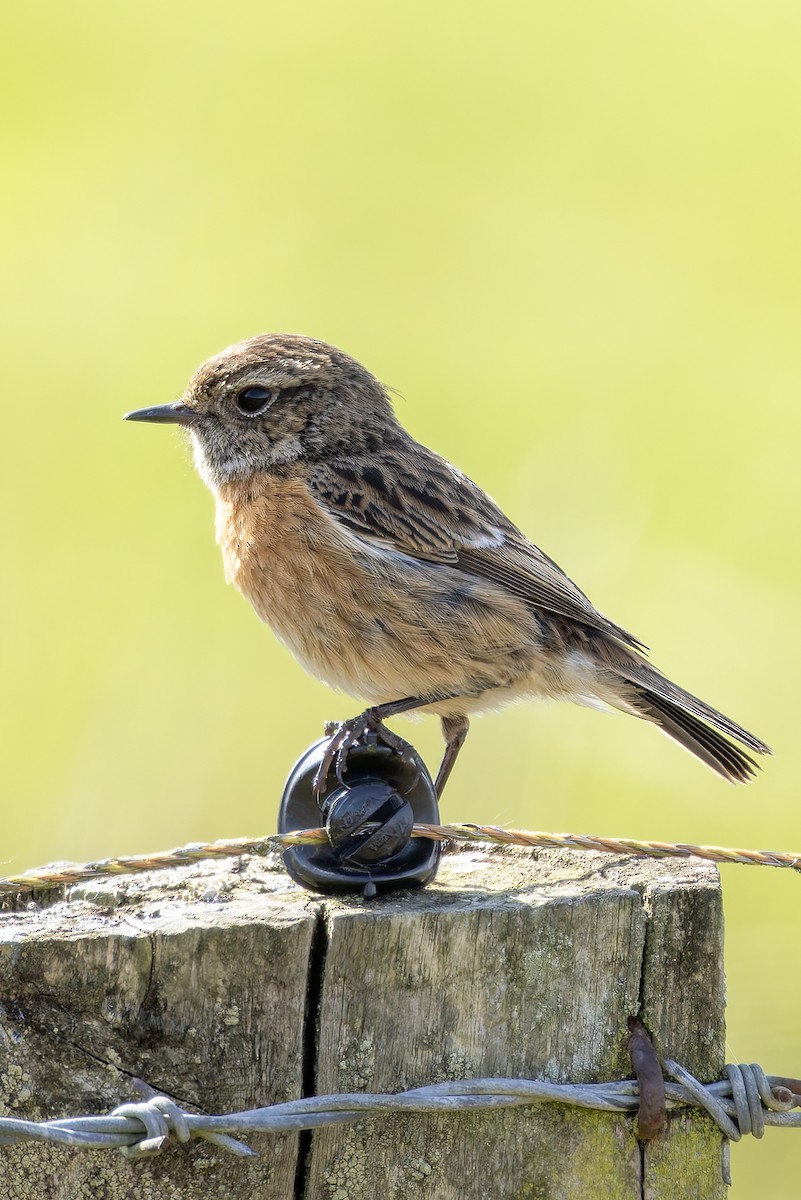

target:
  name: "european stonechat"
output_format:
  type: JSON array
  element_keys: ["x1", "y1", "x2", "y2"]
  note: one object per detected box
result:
[{"x1": 126, "y1": 334, "x2": 770, "y2": 795}]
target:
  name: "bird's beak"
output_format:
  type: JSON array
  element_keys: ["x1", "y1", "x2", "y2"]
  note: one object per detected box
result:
[{"x1": 123, "y1": 402, "x2": 197, "y2": 426}]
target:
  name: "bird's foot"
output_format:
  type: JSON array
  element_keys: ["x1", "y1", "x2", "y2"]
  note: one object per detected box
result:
[{"x1": 313, "y1": 709, "x2": 414, "y2": 799}]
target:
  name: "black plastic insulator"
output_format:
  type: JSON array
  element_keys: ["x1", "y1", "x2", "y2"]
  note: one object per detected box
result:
[{"x1": 278, "y1": 731, "x2": 441, "y2": 896}]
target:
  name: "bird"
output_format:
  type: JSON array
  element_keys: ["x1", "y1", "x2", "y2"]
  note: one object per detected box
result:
[{"x1": 125, "y1": 333, "x2": 770, "y2": 797}]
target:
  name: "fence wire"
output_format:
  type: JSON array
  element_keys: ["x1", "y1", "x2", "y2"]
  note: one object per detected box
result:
[
  {"x1": 0, "y1": 1063, "x2": 798, "y2": 1163},
  {"x1": 1, "y1": 824, "x2": 799, "y2": 896}
]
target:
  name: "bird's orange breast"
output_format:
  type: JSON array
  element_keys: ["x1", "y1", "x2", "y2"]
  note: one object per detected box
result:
[
  {"x1": 212, "y1": 471, "x2": 549, "y2": 708},
  {"x1": 213, "y1": 472, "x2": 407, "y2": 697},
  {"x1": 215, "y1": 473, "x2": 351, "y2": 626}
]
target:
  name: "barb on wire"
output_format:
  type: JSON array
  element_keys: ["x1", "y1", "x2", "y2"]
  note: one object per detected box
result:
[
  {"x1": 0, "y1": 1064, "x2": 797, "y2": 1160},
  {"x1": 1, "y1": 825, "x2": 799, "y2": 896}
]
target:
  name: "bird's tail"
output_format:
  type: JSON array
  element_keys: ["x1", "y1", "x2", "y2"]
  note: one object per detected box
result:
[{"x1": 616, "y1": 662, "x2": 772, "y2": 783}]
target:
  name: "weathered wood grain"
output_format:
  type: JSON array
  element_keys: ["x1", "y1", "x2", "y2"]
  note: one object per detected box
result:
[{"x1": 0, "y1": 846, "x2": 726, "y2": 1198}]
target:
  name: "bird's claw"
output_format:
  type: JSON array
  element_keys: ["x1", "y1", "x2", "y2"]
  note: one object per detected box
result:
[
  {"x1": 313, "y1": 710, "x2": 415, "y2": 800},
  {"x1": 314, "y1": 712, "x2": 372, "y2": 798}
]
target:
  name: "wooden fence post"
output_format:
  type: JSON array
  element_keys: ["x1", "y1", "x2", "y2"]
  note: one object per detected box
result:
[{"x1": 0, "y1": 845, "x2": 726, "y2": 1198}]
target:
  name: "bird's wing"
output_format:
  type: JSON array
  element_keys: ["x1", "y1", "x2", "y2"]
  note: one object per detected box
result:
[{"x1": 307, "y1": 447, "x2": 646, "y2": 650}]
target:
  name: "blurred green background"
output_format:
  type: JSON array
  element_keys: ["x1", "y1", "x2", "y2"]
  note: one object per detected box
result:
[{"x1": 1, "y1": 1, "x2": 799, "y2": 1192}]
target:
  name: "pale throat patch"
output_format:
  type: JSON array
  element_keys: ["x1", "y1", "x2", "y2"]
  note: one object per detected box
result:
[{"x1": 191, "y1": 430, "x2": 302, "y2": 492}]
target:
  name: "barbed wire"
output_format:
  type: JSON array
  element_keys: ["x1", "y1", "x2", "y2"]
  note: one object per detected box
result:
[
  {"x1": 1, "y1": 824, "x2": 798, "y2": 895},
  {"x1": 0, "y1": 1063, "x2": 797, "y2": 1162}
]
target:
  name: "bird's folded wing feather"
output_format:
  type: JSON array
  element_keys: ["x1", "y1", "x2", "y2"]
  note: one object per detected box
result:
[{"x1": 307, "y1": 449, "x2": 645, "y2": 650}]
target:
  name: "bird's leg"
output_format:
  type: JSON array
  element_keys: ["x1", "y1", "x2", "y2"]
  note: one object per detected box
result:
[
  {"x1": 313, "y1": 694, "x2": 457, "y2": 799},
  {"x1": 435, "y1": 714, "x2": 470, "y2": 798}
]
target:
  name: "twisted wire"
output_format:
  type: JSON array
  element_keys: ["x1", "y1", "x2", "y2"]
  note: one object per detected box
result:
[
  {"x1": 1, "y1": 824, "x2": 799, "y2": 895},
  {"x1": 0, "y1": 1065, "x2": 797, "y2": 1159}
]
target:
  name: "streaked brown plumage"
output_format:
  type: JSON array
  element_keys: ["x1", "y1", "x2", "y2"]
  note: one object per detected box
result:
[{"x1": 125, "y1": 333, "x2": 771, "y2": 793}]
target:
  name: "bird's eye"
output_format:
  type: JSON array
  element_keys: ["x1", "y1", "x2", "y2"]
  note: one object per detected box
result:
[{"x1": 235, "y1": 386, "x2": 272, "y2": 415}]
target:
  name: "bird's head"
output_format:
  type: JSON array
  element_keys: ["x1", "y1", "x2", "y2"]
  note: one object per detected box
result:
[{"x1": 125, "y1": 334, "x2": 398, "y2": 491}]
